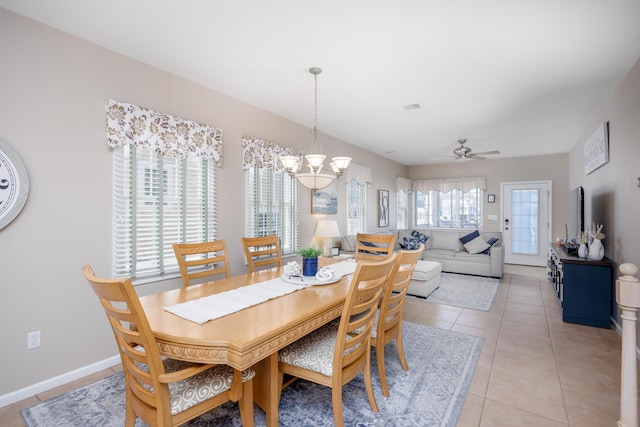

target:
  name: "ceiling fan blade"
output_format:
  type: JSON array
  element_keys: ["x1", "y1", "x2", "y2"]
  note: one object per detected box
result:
[
  {"x1": 474, "y1": 150, "x2": 500, "y2": 156},
  {"x1": 471, "y1": 155, "x2": 487, "y2": 161}
]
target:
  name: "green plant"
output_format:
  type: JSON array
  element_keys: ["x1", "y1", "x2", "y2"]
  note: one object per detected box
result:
[{"x1": 298, "y1": 247, "x2": 322, "y2": 259}]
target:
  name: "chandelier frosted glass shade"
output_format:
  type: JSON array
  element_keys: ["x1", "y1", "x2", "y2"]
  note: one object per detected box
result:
[{"x1": 295, "y1": 172, "x2": 336, "y2": 190}]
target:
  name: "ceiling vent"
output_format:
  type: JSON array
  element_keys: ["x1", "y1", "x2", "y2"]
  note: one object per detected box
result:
[{"x1": 402, "y1": 103, "x2": 421, "y2": 111}]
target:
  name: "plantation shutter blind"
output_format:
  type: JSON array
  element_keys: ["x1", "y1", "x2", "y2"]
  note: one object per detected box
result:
[{"x1": 113, "y1": 145, "x2": 216, "y2": 278}]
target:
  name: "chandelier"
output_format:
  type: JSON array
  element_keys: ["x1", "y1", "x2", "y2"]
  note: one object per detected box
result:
[{"x1": 279, "y1": 67, "x2": 351, "y2": 190}]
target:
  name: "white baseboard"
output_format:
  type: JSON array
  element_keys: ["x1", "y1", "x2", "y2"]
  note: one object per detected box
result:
[{"x1": 0, "y1": 355, "x2": 120, "y2": 408}]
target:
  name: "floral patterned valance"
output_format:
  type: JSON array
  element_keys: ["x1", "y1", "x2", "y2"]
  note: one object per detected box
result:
[
  {"x1": 106, "y1": 99, "x2": 223, "y2": 166},
  {"x1": 413, "y1": 176, "x2": 485, "y2": 193},
  {"x1": 241, "y1": 136, "x2": 301, "y2": 172}
]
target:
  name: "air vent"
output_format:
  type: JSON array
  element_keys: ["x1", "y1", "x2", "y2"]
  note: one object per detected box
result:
[{"x1": 402, "y1": 103, "x2": 421, "y2": 111}]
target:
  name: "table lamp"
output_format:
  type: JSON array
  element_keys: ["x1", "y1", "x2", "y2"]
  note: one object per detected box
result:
[{"x1": 315, "y1": 220, "x2": 341, "y2": 257}]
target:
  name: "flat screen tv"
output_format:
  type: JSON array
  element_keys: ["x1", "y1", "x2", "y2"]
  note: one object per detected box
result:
[{"x1": 567, "y1": 186, "x2": 584, "y2": 242}]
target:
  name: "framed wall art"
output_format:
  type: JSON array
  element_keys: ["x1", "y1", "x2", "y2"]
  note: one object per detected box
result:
[
  {"x1": 584, "y1": 121, "x2": 609, "y2": 175},
  {"x1": 311, "y1": 180, "x2": 338, "y2": 214},
  {"x1": 378, "y1": 189, "x2": 389, "y2": 227}
]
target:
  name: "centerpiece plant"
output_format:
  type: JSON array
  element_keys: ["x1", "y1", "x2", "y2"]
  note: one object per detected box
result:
[{"x1": 298, "y1": 247, "x2": 322, "y2": 276}]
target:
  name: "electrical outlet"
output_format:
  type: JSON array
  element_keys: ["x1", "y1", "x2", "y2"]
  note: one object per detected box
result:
[{"x1": 27, "y1": 331, "x2": 41, "y2": 349}]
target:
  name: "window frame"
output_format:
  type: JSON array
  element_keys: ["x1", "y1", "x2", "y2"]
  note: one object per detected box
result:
[{"x1": 413, "y1": 187, "x2": 483, "y2": 229}]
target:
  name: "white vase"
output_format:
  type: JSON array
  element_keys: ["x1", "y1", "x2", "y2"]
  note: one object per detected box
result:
[
  {"x1": 588, "y1": 238, "x2": 604, "y2": 261},
  {"x1": 578, "y1": 243, "x2": 588, "y2": 258}
]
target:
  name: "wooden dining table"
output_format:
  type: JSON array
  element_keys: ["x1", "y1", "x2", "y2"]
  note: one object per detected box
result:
[{"x1": 138, "y1": 264, "x2": 354, "y2": 427}]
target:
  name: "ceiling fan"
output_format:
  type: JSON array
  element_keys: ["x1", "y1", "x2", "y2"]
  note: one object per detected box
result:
[{"x1": 428, "y1": 139, "x2": 500, "y2": 162}]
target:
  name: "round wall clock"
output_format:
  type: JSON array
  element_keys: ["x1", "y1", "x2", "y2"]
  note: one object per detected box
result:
[{"x1": 0, "y1": 138, "x2": 29, "y2": 230}]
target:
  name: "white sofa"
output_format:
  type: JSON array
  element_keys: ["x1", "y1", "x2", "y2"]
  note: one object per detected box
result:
[{"x1": 341, "y1": 228, "x2": 504, "y2": 278}]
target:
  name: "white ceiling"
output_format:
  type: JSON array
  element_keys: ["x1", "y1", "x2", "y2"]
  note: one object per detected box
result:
[{"x1": 2, "y1": 1, "x2": 639, "y2": 165}]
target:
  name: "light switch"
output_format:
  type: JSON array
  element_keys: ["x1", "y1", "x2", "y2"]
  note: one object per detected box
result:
[{"x1": 488, "y1": 214, "x2": 498, "y2": 220}]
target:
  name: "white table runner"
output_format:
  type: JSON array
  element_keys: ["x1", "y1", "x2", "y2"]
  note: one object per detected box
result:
[
  {"x1": 164, "y1": 261, "x2": 358, "y2": 324},
  {"x1": 325, "y1": 260, "x2": 357, "y2": 277}
]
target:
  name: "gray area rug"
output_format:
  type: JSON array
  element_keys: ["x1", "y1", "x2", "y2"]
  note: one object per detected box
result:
[
  {"x1": 22, "y1": 321, "x2": 483, "y2": 427},
  {"x1": 425, "y1": 273, "x2": 500, "y2": 311}
]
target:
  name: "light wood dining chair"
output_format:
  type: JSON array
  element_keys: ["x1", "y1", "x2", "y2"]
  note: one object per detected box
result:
[
  {"x1": 371, "y1": 244, "x2": 424, "y2": 397},
  {"x1": 82, "y1": 265, "x2": 255, "y2": 427},
  {"x1": 277, "y1": 254, "x2": 397, "y2": 427},
  {"x1": 354, "y1": 233, "x2": 397, "y2": 262},
  {"x1": 173, "y1": 239, "x2": 231, "y2": 287},
  {"x1": 240, "y1": 235, "x2": 283, "y2": 272}
]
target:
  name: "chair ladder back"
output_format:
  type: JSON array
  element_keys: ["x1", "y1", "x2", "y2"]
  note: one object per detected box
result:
[
  {"x1": 355, "y1": 233, "x2": 397, "y2": 262},
  {"x1": 241, "y1": 235, "x2": 283, "y2": 272},
  {"x1": 173, "y1": 240, "x2": 231, "y2": 287}
]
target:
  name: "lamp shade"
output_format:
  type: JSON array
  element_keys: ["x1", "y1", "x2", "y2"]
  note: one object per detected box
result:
[{"x1": 315, "y1": 220, "x2": 341, "y2": 238}]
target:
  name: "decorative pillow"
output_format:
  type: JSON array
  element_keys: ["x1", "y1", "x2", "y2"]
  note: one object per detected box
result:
[
  {"x1": 430, "y1": 230, "x2": 462, "y2": 251},
  {"x1": 460, "y1": 230, "x2": 490, "y2": 254},
  {"x1": 340, "y1": 235, "x2": 356, "y2": 252},
  {"x1": 403, "y1": 237, "x2": 421, "y2": 250},
  {"x1": 459, "y1": 230, "x2": 479, "y2": 244},
  {"x1": 411, "y1": 230, "x2": 429, "y2": 245},
  {"x1": 359, "y1": 240, "x2": 379, "y2": 254},
  {"x1": 482, "y1": 237, "x2": 499, "y2": 254},
  {"x1": 397, "y1": 230, "x2": 413, "y2": 249}
]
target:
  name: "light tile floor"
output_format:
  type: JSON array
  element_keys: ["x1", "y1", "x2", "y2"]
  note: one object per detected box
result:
[{"x1": 2, "y1": 265, "x2": 634, "y2": 426}]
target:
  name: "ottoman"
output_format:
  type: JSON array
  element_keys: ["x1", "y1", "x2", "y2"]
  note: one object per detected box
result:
[{"x1": 408, "y1": 260, "x2": 442, "y2": 298}]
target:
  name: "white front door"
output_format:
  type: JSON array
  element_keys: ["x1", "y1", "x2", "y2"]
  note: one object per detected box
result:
[{"x1": 501, "y1": 181, "x2": 551, "y2": 266}]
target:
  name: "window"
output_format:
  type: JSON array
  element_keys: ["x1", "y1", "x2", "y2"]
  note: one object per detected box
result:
[
  {"x1": 244, "y1": 167, "x2": 298, "y2": 255},
  {"x1": 343, "y1": 163, "x2": 372, "y2": 235},
  {"x1": 346, "y1": 179, "x2": 367, "y2": 235},
  {"x1": 241, "y1": 136, "x2": 300, "y2": 256},
  {"x1": 414, "y1": 188, "x2": 482, "y2": 229},
  {"x1": 107, "y1": 99, "x2": 222, "y2": 281},
  {"x1": 113, "y1": 144, "x2": 216, "y2": 279}
]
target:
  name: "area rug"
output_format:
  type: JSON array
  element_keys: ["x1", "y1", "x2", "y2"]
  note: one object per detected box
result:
[
  {"x1": 425, "y1": 273, "x2": 500, "y2": 311},
  {"x1": 22, "y1": 321, "x2": 483, "y2": 427}
]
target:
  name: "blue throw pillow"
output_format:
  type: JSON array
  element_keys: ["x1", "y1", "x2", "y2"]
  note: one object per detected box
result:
[
  {"x1": 411, "y1": 230, "x2": 429, "y2": 244},
  {"x1": 403, "y1": 236, "x2": 421, "y2": 250},
  {"x1": 359, "y1": 240, "x2": 379, "y2": 254},
  {"x1": 482, "y1": 237, "x2": 499, "y2": 254},
  {"x1": 459, "y1": 230, "x2": 480, "y2": 245}
]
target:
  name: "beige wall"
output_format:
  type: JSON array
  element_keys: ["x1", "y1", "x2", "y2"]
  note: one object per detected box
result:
[
  {"x1": 409, "y1": 154, "x2": 569, "y2": 239},
  {"x1": 568, "y1": 57, "x2": 640, "y2": 332},
  {"x1": 0, "y1": 9, "x2": 407, "y2": 399}
]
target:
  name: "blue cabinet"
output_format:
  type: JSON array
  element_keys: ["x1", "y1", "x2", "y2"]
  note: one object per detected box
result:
[{"x1": 548, "y1": 245, "x2": 612, "y2": 329}]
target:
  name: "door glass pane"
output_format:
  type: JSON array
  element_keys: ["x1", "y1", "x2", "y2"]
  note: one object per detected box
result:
[{"x1": 511, "y1": 189, "x2": 539, "y2": 255}]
